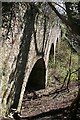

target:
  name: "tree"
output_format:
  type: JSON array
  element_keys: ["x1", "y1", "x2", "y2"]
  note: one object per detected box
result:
[
  {"x1": 48, "y1": 2, "x2": 80, "y2": 36},
  {"x1": 48, "y1": 2, "x2": 80, "y2": 119}
]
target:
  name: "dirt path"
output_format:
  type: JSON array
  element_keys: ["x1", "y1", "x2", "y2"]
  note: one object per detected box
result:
[{"x1": 21, "y1": 82, "x2": 78, "y2": 118}]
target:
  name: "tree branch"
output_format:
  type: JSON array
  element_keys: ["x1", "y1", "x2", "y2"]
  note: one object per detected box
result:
[
  {"x1": 52, "y1": 2, "x2": 66, "y2": 12},
  {"x1": 48, "y1": 2, "x2": 80, "y2": 36}
]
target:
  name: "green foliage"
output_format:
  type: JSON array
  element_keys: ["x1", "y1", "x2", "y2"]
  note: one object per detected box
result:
[{"x1": 48, "y1": 37, "x2": 78, "y2": 85}]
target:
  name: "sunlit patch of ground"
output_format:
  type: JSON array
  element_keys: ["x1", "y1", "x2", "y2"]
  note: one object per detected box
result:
[{"x1": 21, "y1": 81, "x2": 78, "y2": 118}]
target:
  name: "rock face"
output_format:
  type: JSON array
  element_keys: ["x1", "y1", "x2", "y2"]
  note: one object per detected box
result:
[{"x1": 1, "y1": 3, "x2": 61, "y2": 117}]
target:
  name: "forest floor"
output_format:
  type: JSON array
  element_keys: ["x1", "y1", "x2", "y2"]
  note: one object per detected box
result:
[{"x1": 21, "y1": 81, "x2": 80, "y2": 120}]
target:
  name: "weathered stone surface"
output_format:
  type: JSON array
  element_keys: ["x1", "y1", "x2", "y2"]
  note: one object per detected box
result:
[{"x1": 1, "y1": 3, "x2": 61, "y2": 117}]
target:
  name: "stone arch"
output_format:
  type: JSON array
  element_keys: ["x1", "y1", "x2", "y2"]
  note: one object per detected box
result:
[{"x1": 25, "y1": 58, "x2": 46, "y2": 91}]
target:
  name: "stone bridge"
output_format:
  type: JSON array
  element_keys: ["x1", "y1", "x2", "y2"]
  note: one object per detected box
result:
[{"x1": 1, "y1": 4, "x2": 61, "y2": 117}]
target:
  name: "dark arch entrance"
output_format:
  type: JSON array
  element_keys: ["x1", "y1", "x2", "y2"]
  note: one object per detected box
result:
[
  {"x1": 50, "y1": 43, "x2": 54, "y2": 55},
  {"x1": 25, "y1": 58, "x2": 46, "y2": 91}
]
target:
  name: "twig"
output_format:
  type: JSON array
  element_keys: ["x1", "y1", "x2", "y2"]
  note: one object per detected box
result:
[{"x1": 61, "y1": 49, "x2": 72, "y2": 91}]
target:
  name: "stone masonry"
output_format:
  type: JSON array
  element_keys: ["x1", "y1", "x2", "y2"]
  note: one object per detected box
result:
[{"x1": 1, "y1": 3, "x2": 61, "y2": 117}]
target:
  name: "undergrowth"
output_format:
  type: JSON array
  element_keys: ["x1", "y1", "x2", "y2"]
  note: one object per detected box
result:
[{"x1": 48, "y1": 38, "x2": 78, "y2": 85}]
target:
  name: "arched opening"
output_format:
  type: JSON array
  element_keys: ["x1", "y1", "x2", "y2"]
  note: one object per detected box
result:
[
  {"x1": 25, "y1": 58, "x2": 46, "y2": 91},
  {"x1": 50, "y1": 43, "x2": 54, "y2": 55}
]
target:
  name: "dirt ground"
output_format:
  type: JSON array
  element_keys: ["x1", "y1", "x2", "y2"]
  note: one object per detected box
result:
[{"x1": 21, "y1": 81, "x2": 80, "y2": 120}]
